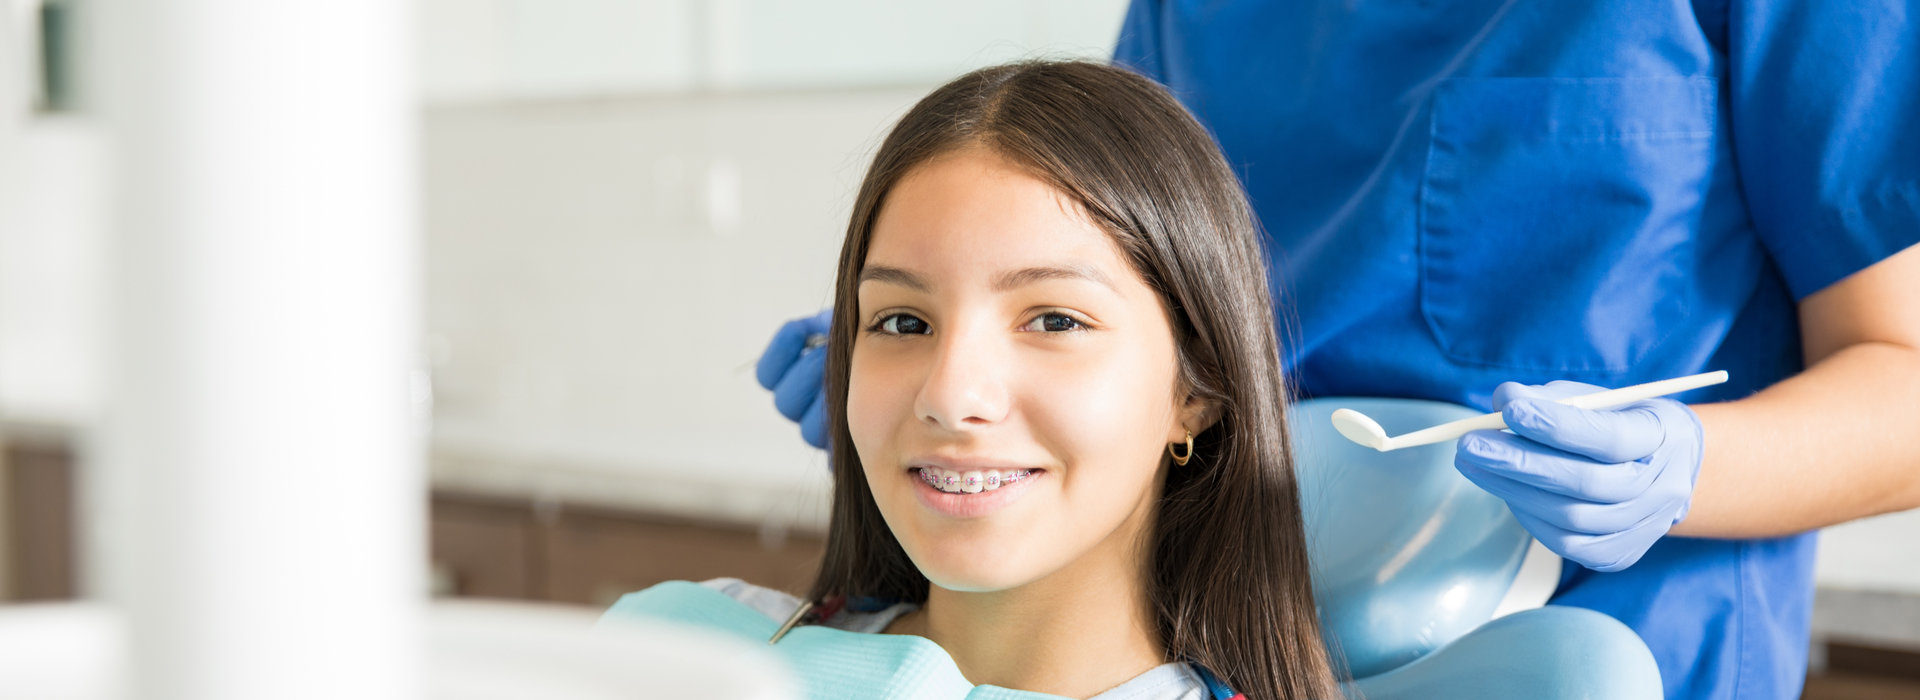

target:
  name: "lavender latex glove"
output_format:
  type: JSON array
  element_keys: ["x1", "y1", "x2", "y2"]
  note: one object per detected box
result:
[
  {"x1": 754, "y1": 309, "x2": 832, "y2": 450},
  {"x1": 1455, "y1": 380, "x2": 1705, "y2": 573}
]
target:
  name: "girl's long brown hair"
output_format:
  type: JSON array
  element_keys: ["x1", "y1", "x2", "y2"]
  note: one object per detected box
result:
[{"x1": 809, "y1": 60, "x2": 1343, "y2": 699}]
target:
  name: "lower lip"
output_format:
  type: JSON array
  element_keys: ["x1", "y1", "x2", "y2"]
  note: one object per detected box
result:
[{"x1": 910, "y1": 469, "x2": 1044, "y2": 519}]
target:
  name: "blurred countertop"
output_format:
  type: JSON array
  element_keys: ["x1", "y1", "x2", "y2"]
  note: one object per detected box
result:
[{"x1": 429, "y1": 439, "x2": 832, "y2": 534}]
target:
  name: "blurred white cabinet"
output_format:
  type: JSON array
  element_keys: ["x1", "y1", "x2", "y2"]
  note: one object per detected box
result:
[
  {"x1": 415, "y1": 0, "x2": 1131, "y2": 103},
  {"x1": 701, "y1": 0, "x2": 1126, "y2": 90}
]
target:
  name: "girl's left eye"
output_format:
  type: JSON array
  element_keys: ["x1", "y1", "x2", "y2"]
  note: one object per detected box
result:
[{"x1": 1021, "y1": 312, "x2": 1086, "y2": 333}]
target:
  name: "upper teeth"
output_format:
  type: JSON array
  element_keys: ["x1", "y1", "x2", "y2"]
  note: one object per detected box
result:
[{"x1": 919, "y1": 467, "x2": 1032, "y2": 494}]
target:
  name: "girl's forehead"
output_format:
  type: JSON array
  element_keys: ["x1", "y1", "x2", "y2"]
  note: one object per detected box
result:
[
  {"x1": 861, "y1": 226, "x2": 1138, "y2": 299},
  {"x1": 866, "y1": 149, "x2": 1134, "y2": 284}
]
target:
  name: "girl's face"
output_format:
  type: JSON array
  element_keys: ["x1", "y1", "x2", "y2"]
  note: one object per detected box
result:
[{"x1": 849, "y1": 145, "x2": 1196, "y2": 592}]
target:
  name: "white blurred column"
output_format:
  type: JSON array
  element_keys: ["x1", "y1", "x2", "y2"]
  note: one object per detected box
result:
[{"x1": 85, "y1": 3, "x2": 420, "y2": 700}]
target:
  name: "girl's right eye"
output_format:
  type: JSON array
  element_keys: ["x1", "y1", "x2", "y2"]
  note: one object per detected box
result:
[{"x1": 868, "y1": 313, "x2": 930, "y2": 336}]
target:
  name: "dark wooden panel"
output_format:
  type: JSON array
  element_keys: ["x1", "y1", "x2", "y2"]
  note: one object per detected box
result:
[
  {"x1": 1825, "y1": 640, "x2": 1920, "y2": 682},
  {"x1": 429, "y1": 494, "x2": 536, "y2": 599},
  {"x1": 1803, "y1": 672, "x2": 1920, "y2": 700},
  {"x1": 541, "y1": 507, "x2": 825, "y2": 608},
  {"x1": 4, "y1": 438, "x2": 77, "y2": 601}
]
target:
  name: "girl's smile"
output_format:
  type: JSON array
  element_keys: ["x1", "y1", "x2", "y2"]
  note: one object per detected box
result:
[{"x1": 910, "y1": 466, "x2": 1045, "y2": 518}]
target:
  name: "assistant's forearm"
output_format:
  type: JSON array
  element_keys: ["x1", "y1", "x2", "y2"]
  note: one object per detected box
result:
[{"x1": 1671, "y1": 341, "x2": 1920, "y2": 538}]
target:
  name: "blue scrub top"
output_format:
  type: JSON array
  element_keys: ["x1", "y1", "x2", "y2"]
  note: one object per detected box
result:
[{"x1": 1115, "y1": 1, "x2": 1920, "y2": 697}]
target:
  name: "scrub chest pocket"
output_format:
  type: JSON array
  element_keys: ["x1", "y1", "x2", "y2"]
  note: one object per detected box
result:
[{"x1": 1418, "y1": 76, "x2": 1717, "y2": 373}]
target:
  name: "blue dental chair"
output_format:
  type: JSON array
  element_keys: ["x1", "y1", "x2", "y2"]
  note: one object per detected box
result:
[{"x1": 1290, "y1": 398, "x2": 1662, "y2": 698}]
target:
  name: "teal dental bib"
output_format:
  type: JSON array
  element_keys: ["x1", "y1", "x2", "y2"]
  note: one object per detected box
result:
[{"x1": 604, "y1": 581, "x2": 1080, "y2": 700}]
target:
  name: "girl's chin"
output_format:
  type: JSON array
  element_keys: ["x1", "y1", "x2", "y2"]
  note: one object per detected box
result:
[{"x1": 906, "y1": 547, "x2": 1041, "y2": 594}]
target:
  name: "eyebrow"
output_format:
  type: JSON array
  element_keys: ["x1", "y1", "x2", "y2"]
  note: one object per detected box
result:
[{"x1": 858, "y1": 263, "x2": 1118, "y2": 294}]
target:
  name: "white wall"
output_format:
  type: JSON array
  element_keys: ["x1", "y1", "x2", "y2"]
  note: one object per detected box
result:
[
  {"x1": 420, "y1": 88, "x2": 912, "y2": 509},
  {"x1": 0, "y1": 0, "x2": 106, "y2": 427}
]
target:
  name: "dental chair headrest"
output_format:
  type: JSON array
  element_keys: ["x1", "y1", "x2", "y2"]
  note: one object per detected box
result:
[{"x1": 1289, "y1": 398, "x2": 1562, "y2": 679}]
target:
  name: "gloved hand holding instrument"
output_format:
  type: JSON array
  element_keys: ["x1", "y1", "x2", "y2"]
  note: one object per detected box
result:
[
  {"x1": 1333, "y1": 371, "x2": 1727, "y2": 572},
  {"x1": 754, "y1": 309, "x2": 833, "y2": 450}
]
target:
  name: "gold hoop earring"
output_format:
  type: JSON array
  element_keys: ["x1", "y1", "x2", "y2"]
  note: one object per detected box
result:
[{"x1": 1168, "y1": 430, "x2": 1194, "y2": 466}]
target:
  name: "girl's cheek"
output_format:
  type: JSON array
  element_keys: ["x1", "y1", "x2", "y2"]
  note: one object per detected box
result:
[
  {"x1": 847, "y1": 355, "x2": 912, "y2": 449},
  {"x1": 1067, "y1": 353, "x2": 1176, "y2": 465},
  {"x1": 1041, "y1": 363, "x2": 1148, "y2": 446},
  {"x1": 845, "y1": 360, "x2": 879, "y2": 450}
]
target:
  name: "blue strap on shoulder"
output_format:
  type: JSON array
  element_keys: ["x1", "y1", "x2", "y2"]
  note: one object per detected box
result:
[{"x1": 1188, "y1": 663, "x2": 1241, "y2": 700}]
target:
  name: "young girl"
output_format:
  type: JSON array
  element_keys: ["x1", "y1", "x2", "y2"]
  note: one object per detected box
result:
[{"x1": 605, "y1": 60, "x2": 1344, "y2": 700}]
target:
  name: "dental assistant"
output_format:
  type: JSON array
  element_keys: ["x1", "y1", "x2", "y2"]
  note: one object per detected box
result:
[{"x1": 757, "y1": 1, "x2": 1920, "y2": 697}]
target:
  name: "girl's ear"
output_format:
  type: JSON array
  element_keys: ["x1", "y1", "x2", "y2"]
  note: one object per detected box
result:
[{"x1": 1179, "y1": 394, "x2": 1223, "y2": 436}]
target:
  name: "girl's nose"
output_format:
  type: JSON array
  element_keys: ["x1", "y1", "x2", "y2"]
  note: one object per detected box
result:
[{"x1": 914, "y1": 326, "x2": 1010, "y2": 432}]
